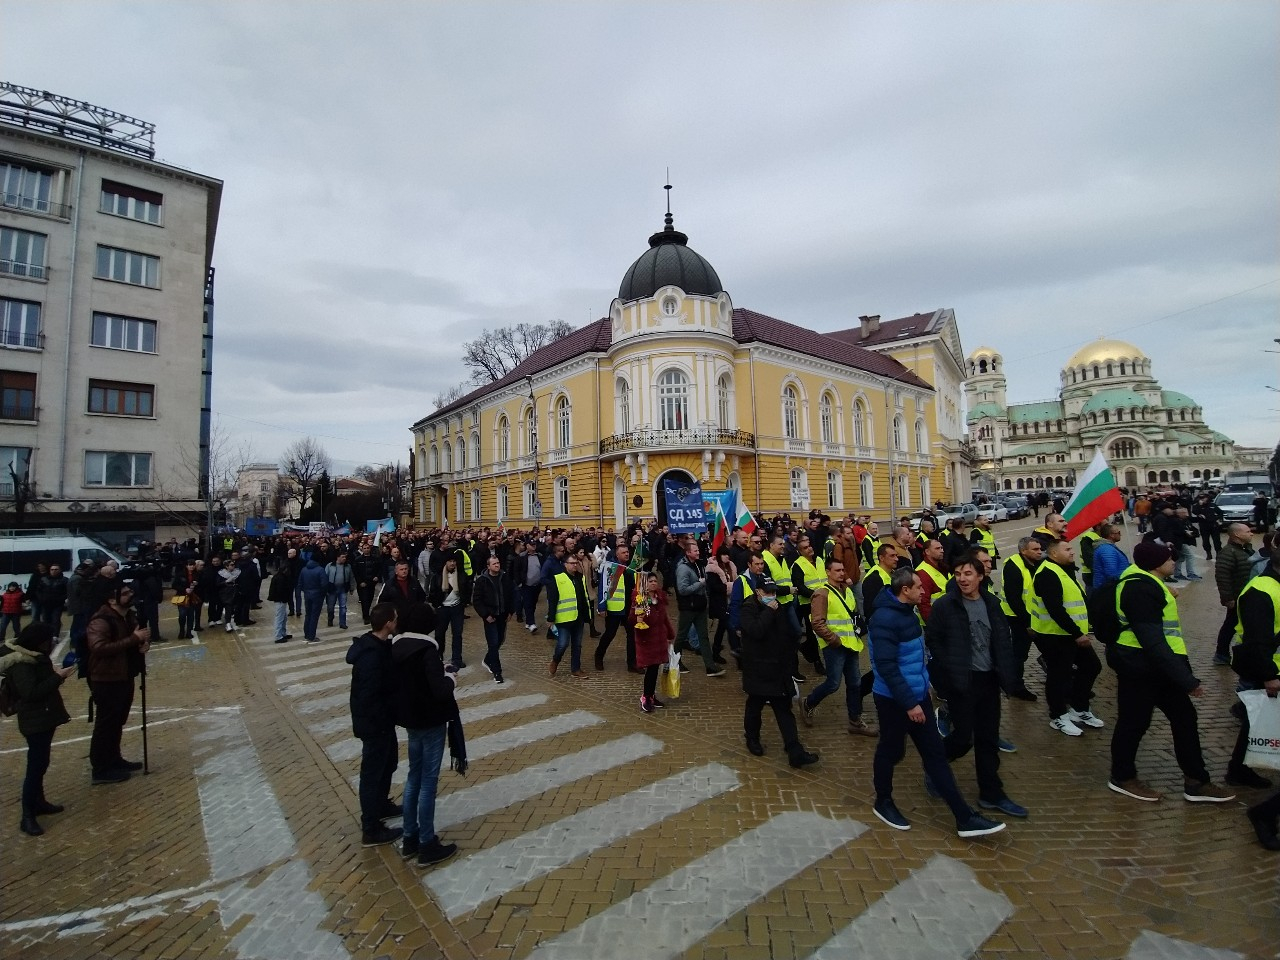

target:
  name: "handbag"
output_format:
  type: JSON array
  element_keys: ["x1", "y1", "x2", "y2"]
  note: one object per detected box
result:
[
  {"x1": 171, "y1": 594, "x2": 188, "y2": 607},
  {"x1": 661, "y1": 644, "x2": 681, "y2": 699},
  {"x1": 1239, "y1": 689, "x2": 1280, "y2": 771}
]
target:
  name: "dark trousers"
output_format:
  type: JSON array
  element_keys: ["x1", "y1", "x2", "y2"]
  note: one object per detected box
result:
[
  {"x1": 22, "y1": 729, "x2": 54, "y2": 808},
  {"x1": 207, "y1": 595, "x2": 223, "y2": 623},
  {"x1": 942, "y1": 671, "x2": 1004, "y2": 802},
  {"x1": 521, "y1": 584, "x2": 542, "y2": 626},
  {"x1": 1110, "y1": 669, "x2": 1209, "y2": 784},
  {"x1": 676, "y1": 608, "x2": 714, "y2": 671},
  {"x1": 357, "y1": 583, "x2": 375, "y2": 623},
  {"x1": 744, "y1": 694, "x2": 801, "y2": 756},
  {"x1": 595, "y1": 612, "x2": 635, "y2": 668},
  {"x1": 712, "y1": 616, "x2": 731, "y2": 656},
  {"x1": 798, "y1": 606, "x2": 821, "y2": 666},
  {"x1": 435, "y1": 604, "x2": 465, "y2": 665},
  {"x1": 1215, "y1": 606, "x2": 1237, "y2": 661},
  {"x1": 1031, "y1": 631, "x2": 1101, "y2": 718},
  {"x1": 139, "y1": 601, "x2": 160, "y2": 639},
  {"x1": 89, "y1": 678, "x2": 135, "y2": 775},
  {"x1": 1007, "y1": 619, "x2": 1033, "y2": 689},
  {"x1": 302, "y1": 593, "x2": 324, "y2": 639},
  {"x1": 872, "y1": 694, "x2": 971, "y2": 822},
  {"x1": 644, "y1": 664, "x2": 660, "y2": 699},
  {"x1": 358, "y1": 728, "x2": 399, "y2": 831},
  {"x1": 1202, "y1": 529, "x2": 1221, "y2": 560},
  {"x1": 483, "y1": 618, "x2": 506, "y2": 675}
]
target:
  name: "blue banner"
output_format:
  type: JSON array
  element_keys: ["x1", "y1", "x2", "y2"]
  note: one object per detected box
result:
[
  {"x1": 244, "y1": 518, "x2": 279, "y2": 537},
  {"x1": 365, "y1": 518, "x2": 396, "y2": 534},
  {"x1": 701, "y1": 490, "x2": 738, "y2": 530},
  {"x1": 663, "y1": 478, "x2": 705, "y2": 534}
]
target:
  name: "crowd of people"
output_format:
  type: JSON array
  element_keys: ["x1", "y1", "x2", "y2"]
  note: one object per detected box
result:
[{"x1": 3, "y1": 494, "x2": 1278, "y2": 856}]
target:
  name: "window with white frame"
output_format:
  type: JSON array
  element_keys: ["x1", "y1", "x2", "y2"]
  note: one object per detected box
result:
[
  {"x1": 819, "y1": 393, "x2": 834, "y2": 444},
  {"x1": 497, "y1": 417, "x2": 510, "y2": 461},
  {"x1": 91, "y1": 312, "x2": 157, "y2": 353},
  {"x1": 497, "y1": 484, "x2": 508, "y2": 520},
  {"x1": 616, "y1": 379, "x2": 630, "y2": 433},
  {"x1": 893, "y1": 415, "x2": 905, "y2": 451},
  {"x1": 84, "y1": 450, "x2": 151, "y2": 487},
  {"x1": 416, "y1": 448, "x2": 425, "y2": 477},
  {"x1": 657, "y1": 369, "x2": 689, "y2": 431},
  {"x1": 95, "y1": 245, "x2": 160, "y2": 288},
  {"x1": 827, "y1": 470, "x2": 842, "y2": 508},
  {"x1": 523, "y1": 480, "x2": 537, "y2": 518},
  {"x1": 920, "y1": 476, "x2": 931, "y2": 506},
  {"x1": 456, "y1": 436, "x2": 466, "y2": 470},
  {"x1": 0, "y1": 227, "x2": 47, "y2": 279},
  {"x1": 554, "y1": 476, "x2": 569, "y2": 517},
  {"x1": 717, "y1": 375, "x2": 731, "y2": 427},
  {"x1": 1, "y1": 298, "x2": 41, "y2": 349},
  {"x1": 471, "y1": 489, "x2": 481, "y2": 521},
  {"x1": 556, "y1": 396, "x2": 571, "y2": 449},
  {"x1": 524, "y1": 406, "x2": 537, "y2": 455},
  {"x1": 790, "y1": 468, "x2": 808, "y2": 509},
  {"x1": 429, "y1": 446, "x2": 439, "y2": 474},
  {"x1": 860, "y1": 471, "x2": 874, "y2": 507},
  {"x1": 897, "y1": 474, "x2": 908, "y2": 507},
  {"x1": 782, "y1": 385, "x2": 799, "y2": 439},
  {"x1": 914, "y1": 418, "x2": 926, "y2": 453},
  {"x1": 852, "y1": 398, "x2": 867, "y2": 446},
  {"x1": 1, "y1": 161, "x2": 55, "y2": 214},
  {"x1": 470, "y1": 433, "x2": 480, "y2": 469},
  {"x1": 442, "y1": 441, "x2": 452, "y2": 472},
  {"x1": 455, "y1": 490, "x2": 463, "y2": 522},
  {"x1": 100, "y1": 179, "x2": 163, "y2": 225},
  {"x1": 0, "y1": 446, "x2": 31, "y2": 496}
]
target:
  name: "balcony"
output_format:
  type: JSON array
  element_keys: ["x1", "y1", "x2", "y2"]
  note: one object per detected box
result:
[
  {"x1": 1, "y1": 401, "x2": 37, "y2": 421},
  {"x1": 1, "y1": 193, "x2": 72, "y2": 220},
  {"x1": 1, "y1": 331, "x2": 43, "y2": 350},
  {"x1": 600, "y1": 427, "x2": 755, "y2": 456},
  {"x1": 0, "y1": 260, "x2": 47, "y2": 281}
]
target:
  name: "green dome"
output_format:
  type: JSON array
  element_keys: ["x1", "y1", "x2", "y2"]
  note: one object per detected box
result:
[
  {"x1": 1080, "y1": 388, "x2": 1149, "y2": 416},
  {"x1": 1161, "y1": 390, "x2": 1198, "y2": 409},
  {"x1": 966, "y1": 401, "x2": 1004, "y2": 423}
]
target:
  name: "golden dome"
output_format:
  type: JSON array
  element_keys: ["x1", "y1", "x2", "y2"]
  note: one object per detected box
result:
[
  {"x1": 1065, "y1": 338, "x2": 1147, "y2": 369},
  {"x1": 969, "y1": 345, "x2": 1001, "y2": 358}
]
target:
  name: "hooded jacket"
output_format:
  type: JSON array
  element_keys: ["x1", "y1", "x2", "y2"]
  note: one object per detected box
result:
[
  {"x1": 345, "y1": 630, "x2": 395, "y2": 739},
  {"x1": 389, "y1": 631, "x2": 459, "y2": 730},
  {"x1": 0, "y1": 642, "x2": 70, "y2": 735},
  {"x1": 298, "y1": 559, "x2": 328, "y2": 598}
]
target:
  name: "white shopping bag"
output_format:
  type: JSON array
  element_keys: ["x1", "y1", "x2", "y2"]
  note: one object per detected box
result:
[{"x1": 1239, "y1": 689, "x2": 1280, "y2": 771}]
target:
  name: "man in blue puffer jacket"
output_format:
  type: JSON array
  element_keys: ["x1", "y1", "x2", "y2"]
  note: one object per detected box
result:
[{"x1": 868, "y1": 566, "x2": 1004, "y2": 838}]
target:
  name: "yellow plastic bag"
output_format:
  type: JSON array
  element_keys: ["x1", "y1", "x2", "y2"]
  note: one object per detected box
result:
[{"x1": 661, "y1": 664, "x2": 681, "y2": 700}]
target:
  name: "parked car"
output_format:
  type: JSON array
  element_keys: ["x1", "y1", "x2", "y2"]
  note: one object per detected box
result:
[
  {"x1": 940, "y1": 503, "x2": 979, "y2": 525},
  {"x1": 1213, "y1": 491, "x2": 1258, "y2": 527},
  {"x1": 977, "y1": 503, "x2": 1008, "y2": 523},
  {"x1": 999, "y1": 496, "x2": 1030, "y2": 519}
]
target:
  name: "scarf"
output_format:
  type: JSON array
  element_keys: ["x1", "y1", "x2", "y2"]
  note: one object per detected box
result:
[{"x1": 448, "y1": 716, "x2": 468, "y2": 776}]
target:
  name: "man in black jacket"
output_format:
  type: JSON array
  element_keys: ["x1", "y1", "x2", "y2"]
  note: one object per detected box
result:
[
  {"x1": 472, "y1": 555, "x2": 513, "y2": 683},
  {"x1": 740, "y1": 575, "x2": 818, "y2": 768},
  {"x1": 346, "y1": 602, "x2": 402, "y2": 847},
  {"x1": 1226, "y1": 549, "x2": 1280, "y2": 809},
  {"x1": 926, "y1": 555, "x2": 1027, "y2": 818},
  {"x1": 1106, "y1": 542, "x2": 1234, "y2": 804}
]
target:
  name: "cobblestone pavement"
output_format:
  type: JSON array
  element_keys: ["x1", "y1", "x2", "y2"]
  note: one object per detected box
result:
[{"x1": 2, "y1": 519, "x2": 1277, "y2": 959}]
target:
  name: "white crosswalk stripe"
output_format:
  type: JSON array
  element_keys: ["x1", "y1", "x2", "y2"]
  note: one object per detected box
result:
[
  {"x1": 294, "y1": 690, "x2": 349, "y2": 716},
  {"x1": 279, "y1": 674, "x2": 348, "y2": 699},
  {"x1": 802, "y1": 854, "x2": 1013, "y2": 959},
  {"x1": 426, "y1": 762, "x2": 741, "y2": 918},
  {"x1": 275, "y1": 660, "x2": 349, "y2": 686},
  {"x1": 1127, "y1": 931, "x2": 1244, "y2": 960},
  {"x1": 525, "y1": 811, "x2": 866, "y2": 960}
]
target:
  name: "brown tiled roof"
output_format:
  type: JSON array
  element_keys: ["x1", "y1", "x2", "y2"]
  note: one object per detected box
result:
[
  {"x1": 423, "y1": 305, "x2": 932, "y2": 423},
  {"x1": 732, "y1": 308, "x2": 933, "y2": 390},
  {"x1": 827, "y1": 309, "x2": 946, "y2": 348}
]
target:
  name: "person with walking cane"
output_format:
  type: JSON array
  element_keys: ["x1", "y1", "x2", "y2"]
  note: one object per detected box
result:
[{"x1": 85, "y1": 583, "x2": 150, "y2": 784}]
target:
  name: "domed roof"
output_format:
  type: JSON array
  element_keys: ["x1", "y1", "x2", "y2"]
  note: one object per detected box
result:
[
  {"x1": 1161, "y1": 389, "x2": 1199, "y2": 409},
  {"x1": 966, "y1": 401, "x2": 1004, "y2": 423},
  {"x1": 618, "y1": 212, "x2": 723, "y2": 303},
  {"x1": 969, "y1": 345, "x2": 1001, "y2": 359},
  {"x1": 1065, "y1": 338, "x2": 1147, "y2": 369},
  {"x1": 1080, "y1": 388, "x2": 1149, "y2": 415}
]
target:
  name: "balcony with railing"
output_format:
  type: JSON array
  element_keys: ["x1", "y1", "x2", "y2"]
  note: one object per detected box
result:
[
  {"x1": 600, "y1": 427, "x2": 755, "y2": 456},
  {"x1": 1, "y1": 330, "x2": 43, "y2": 350},
  {"x1": 0, "y1": 259, "x2": 47, "y2": 281},
  {"x1": 1, "y1": 192, "x2": 72, "y2": 220},
  {"x1": 1, "y1": 400, "x2": 37, "y2": 421}
]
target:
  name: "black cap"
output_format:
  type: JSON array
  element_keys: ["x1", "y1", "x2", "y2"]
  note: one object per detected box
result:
[{"x1": 756, "y1": 574, "x2": 778, "y2": 593}]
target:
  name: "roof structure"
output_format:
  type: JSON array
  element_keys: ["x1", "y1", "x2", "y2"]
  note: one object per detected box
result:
[
  {"x1": 829, "y1": 309, "x2": 949, "y2": 347},
  {"x1": 966, "y1": 401, "x2": 1004, "y2": 423},
  {"x1": 1065, "y1": 338, "x2": 1148, "y2": 369},
  {"x1": 1007, "y1": 401, "x2": 1064, "y2": 424},
  {"x1": 421, "y1": 307, "x2": 932, "y2": 423},
  {"x1": 1080, "y1": 388, "x2": 1151, "y2": 415},
  {"x1": 1161, "y1": 389, "x2": 1199, "y2": 409},
  {"x1": 1003, "y1": 441, "x2": 1065, "y2": 458}
]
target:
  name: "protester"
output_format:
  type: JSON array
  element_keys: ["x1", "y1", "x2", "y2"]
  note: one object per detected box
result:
[
  {"x1": 85, "y1": 582, "x2": 150, "y2": 784},
  {"x1": 633, "y1": 573, "x2": 674, "y2": 713},
  {"x1": 471, "y1": 554, "x2": 513, "y2": 683},
  {"x1": 547, "y1": 553, "x2": 591, "y2": 677},
  {"x1": 347, "y1": 602, "x2": 402, "y2": 847}
]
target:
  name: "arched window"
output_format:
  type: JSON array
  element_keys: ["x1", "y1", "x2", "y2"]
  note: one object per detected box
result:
[
  {"x1": 1116, "y1": 409, "x2": 1123, "y2": 421},
  {"x1": 1159, "y1": 470, "x2": 1169, "y2": 483},
  {"x1": 470, "y1": 432, "x2": 480, "y2": 469},
  {"x1": 470, "y1": 489, "x2": 481, "y2": 521},
  {"x1": 914, "y1": 419, "x2": 926, "y2": 453},
  {"x1": 556, "y1": 396, "x2": 571, "y2": 449},
  {"x1": 852, "y1": 398, "x2": 867, "y2": 446},
  {"x1": 978, "y1": 359, "x2": 988, "y2": 373},
  {"x1": 790, "y1": 468, "x2": 808, "y2": 509},
  {"x1": 1093, "y1": 364, "x2": 1100, "y2": 379},
  {"x1": 523, "y1": 480, "x2": 537, "y2": 517},
  {"x1": 1016, "y1": 478, "x2": 1025, "y2": 490},
  {"x1": 1057, "y1": 420, "x2": 1064, "y2": 431},
  {"x1": 920, "y1": 476, "x2": 931, "y2": 506},
  {"x1": 429, "y1": 446, "x2": 439, "y2": 474},
  {"x1": 1033, "y1": 422, "x2": 1040, "y2": 434},
  {"x1": 496, "y1": 484, "x2": 508, "y2": 520},
  {"x1": 657, "y1": 369, "x2": 689, "y2": 431},
  {"x1": 442, "y1": 441, "x2": 452, "y2": 472},
  {"x1": 897, "y1": 474, "x2": 908, "y2": 507},
  {"x1": 1003, "y1": 479, "x2": 1012, "y2": 490},
  {"x1": 1179, "y1": 410, "x2": 1186, "y2": 421},
  {"x1": 859, "y1": 471, "x2": 874, "y2": 507},
  {"x1": 497, "y1": 417, "x2": 510, "y2": 462},
  {"x1": 892, "y1": 415, "x2": 905, "y2": 451},
  {"x1": 1102, "y1": 410, "x2": 1109, "y2": 423},
  {"x1": 417, "y1": 448, "x2": 426, "y2": 477},
  {"x1": 1120, "y1": 362, "x2": 1127, "y2": 375},
  {"x1": 1147, "y1": 471, "x2": 1158, "y2": 483},
  {"x1": 1171, "y1": 469, "x2": 1181, "y2": 482},
  {"x1": 616, "y1": 379, "x2": 631, "y2": 434},
  {"x1": 717, "y1": 375, "x2": 732, "y2": 427},
  {"x1": 819, "y1": 393, "x2": 834, "y2": 444},
  {"x1": 827, "y1": 470, "x2": 842, "y2": 508},
  {"x1": 1071, "y1": 370, "x2": 1077, "y2": 383},
  {"x1": 523, "y1": 406, "x2": 537, "y2": 456},
  {"x1": 1192, "y1": 470, "x2": 1201, "y2": 479},
  {"x1": 782, "y1": 385, "x2": 799, "y2": 440},
  {"x1": 456, "y1": 436, "x2": 466, "y2": 470},
  {"x1": 554, "y1": 475, "x2": 569, "y2": 517},
  {"x1": 1106, "y1": 363, "x2": 1113, "y2": 377}
]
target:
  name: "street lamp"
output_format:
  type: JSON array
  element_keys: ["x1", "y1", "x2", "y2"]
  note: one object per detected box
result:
[{"x1": 526, "y1": 375, "x2": 543, "y2": 520}]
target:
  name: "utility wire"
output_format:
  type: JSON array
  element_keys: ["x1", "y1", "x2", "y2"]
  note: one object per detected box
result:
[{"x1": 215, "y1": 412, "x2": 406, "y2": 448}]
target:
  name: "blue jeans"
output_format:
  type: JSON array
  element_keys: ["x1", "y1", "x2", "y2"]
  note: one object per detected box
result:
[
  {"x1": 326, "y1": 590, "x2": 348, "y2": 628},
  {"x1": 273, "y1": 601, "x2": 289, "y2": 639},
  {"x1": 302, "y1": 593, "x2": 324, "y2": 639},
  {"x1": 0, "y1": 613, "x2": 23, "y2": 642},
  {"x1": 403, "y1": 724, "x2": 447, "y2": 844},
  {"x1": 552, "y1": 621, "x2": 584, "y2": 672},
  {"x1": 483, "y1": 618, "x2": 506, "y2": 675},
  {"x1": 804, "y1": 644, "x2": 863, "y2": 720}
]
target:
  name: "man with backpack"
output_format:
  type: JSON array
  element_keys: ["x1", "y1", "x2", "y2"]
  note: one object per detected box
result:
[{"x1": 1105, "y1": 541, "x2": 1235, "y2": 804}]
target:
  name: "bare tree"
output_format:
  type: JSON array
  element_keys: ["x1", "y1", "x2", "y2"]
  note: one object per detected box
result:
[
  {"x1": 432, "y1": 382, "x2": 470, "y2": 411},
  {"x1": 462, "y1": 320, "x2": 573, "y2": 385},
  {"x1": 281, "y1": 436, "x2": 332, "y2": 514}
]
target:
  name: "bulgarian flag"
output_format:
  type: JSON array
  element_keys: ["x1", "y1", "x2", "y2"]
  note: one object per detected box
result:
[
  {"x1": 1062, "y1": 449, "x2": 1125, "y2": 541},
  {"x1": 736, "y1": 499, "x2": 758, "y2": 536},
  {"x1": 710, "y1": 499, "x2": 731, "y2": 554}
]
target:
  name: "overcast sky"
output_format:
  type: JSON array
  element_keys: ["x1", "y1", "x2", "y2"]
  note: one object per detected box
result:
[{"x1": 6, "y1": 2, "x2": 1277, "y2": 471}]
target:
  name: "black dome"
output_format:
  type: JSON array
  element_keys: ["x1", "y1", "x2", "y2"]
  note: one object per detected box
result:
[{"x1": 618, "y1": 214, "x2": 723, "y2": 303}]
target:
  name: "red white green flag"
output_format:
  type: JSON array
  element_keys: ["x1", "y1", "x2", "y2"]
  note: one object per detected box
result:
[
  {"x1": 711, "y1": 500, "x2": 731, "y2": 554},
  {"x1": 736, "y1": 500, "x2": 758, "y2": 536},
  {"x1": 1062, "y1": 449, "x2": 1125, "y2": 541}
]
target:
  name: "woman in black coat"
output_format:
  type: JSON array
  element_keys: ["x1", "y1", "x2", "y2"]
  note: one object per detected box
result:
[{"x1": 1, "y1": 622, "x2": 73, "y2": 836}]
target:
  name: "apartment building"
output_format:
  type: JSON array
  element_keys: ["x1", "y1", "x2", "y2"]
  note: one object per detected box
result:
[{"x1": 0, "y1": 83, "x2": 221, "y2": 549}]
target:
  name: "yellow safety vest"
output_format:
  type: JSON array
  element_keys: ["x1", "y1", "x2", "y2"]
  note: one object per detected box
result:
[
  {"x1": 861, "y1": 536, "x2": 881, "y2": 570},
  {"x1": 552, "y1": 572, "x2": 582, "y2": 624},
  {"x1": 915, "y1": 562, "x2": 951, "y2": 601},
  {"x1": 1030, "y1": 561, "x2": 1088, "y2": 635},
  {"x1": 1116, "y1": 565, "x2": 1184, "y2": 656},
  {"x1": 972, "y1": 527, "x2": 997, "y2": 558},
  {"x1": 818, "y1": 583, "x2": 862, "y2": 652},
  {"x1": 1079, "y1": 530, "x2": 1101, "y2": 574},
  {"x1": 999, "y1": 554, "x2": 1035, "y2": 619},
  {"x1": 865, "y1": 564, "x2": 893, "y2": 592},
  {"x1": 761, "y1": 552, "x2": 794, "y2": 604},
  {"x1": 604, "y1": 570, "x2": 628, "y2": 612},
  {"x1": 793, "y1": 555, "x2": 826, "y2": 606},
  {"x1": 1233, "y1": 575, "x2": 1280, "y2": 673},
  {"x1": 458, "y1": 550, "x2": 473, "y2": 577}
]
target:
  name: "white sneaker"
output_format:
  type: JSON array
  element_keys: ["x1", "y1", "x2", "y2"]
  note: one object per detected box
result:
[
  {"x1": 1050, "y1": 714, "x2": 1083, "y2": 737},
  {"x1": 1069, "y1": 709, "x2": 1105, "y2": 729},
  {"x1": 225, "y1": 622, "x2": 234, "y2": 633}
]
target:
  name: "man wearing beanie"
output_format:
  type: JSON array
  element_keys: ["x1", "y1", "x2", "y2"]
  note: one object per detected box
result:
[{"x1": 1106, "y1": 540, "x2": 1235, "y2": 804}]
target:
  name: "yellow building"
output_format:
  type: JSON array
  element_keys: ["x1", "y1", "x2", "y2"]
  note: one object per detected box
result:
[{"x1": 410, "y1": 211, "x2": 948, "y2": 530}]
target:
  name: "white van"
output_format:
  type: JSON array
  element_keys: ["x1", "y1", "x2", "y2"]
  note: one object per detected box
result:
[{"x1": 0, "y1": 528, "x2": 126, "y2": 583}]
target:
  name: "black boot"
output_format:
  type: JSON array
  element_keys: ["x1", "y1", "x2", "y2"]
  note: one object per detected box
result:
[
  {"x1": 20, "y1": 808, "x2": 43, "y2": 836},
  {"x1": 32, "y1": 799, "x2": 64, "y2": 815},
  {"x1": 745, "y1": 737, "x2": 765, "y2": 756}
]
